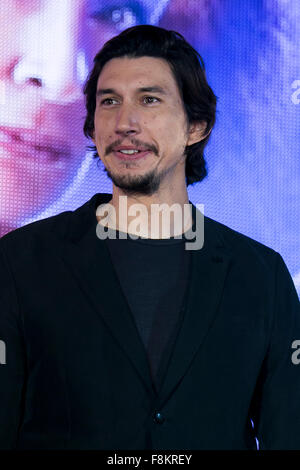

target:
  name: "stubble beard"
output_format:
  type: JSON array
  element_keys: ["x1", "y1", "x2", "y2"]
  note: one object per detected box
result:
[{"x1": 103, "y1": 164, "x2": 167, "y2": 196}]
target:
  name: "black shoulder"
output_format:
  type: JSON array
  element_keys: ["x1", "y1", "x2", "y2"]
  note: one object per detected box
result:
[
  {"x1": 204, "y1": 215, "x2": 278, "y2": 267},
  {"x1": 0, "y1": 209, "x2": 72, "y2": 252}
]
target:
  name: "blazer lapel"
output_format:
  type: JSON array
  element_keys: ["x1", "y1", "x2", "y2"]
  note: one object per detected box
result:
[
  {"x1": 44, "y1": 194, "x2": 231, "y2": 406},
  {"x1": 156, "y1": 208, "x2": 232, "y2": 407},
  {"x1": 45, "y1": 193, "x2": 156, "y2": 398}
]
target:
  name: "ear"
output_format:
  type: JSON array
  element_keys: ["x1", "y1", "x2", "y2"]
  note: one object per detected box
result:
[{"x1": 186, "y1": 121, "x2": 211, "y2": 146}]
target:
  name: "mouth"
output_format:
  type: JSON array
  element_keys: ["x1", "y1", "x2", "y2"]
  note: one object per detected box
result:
[
  {"x1": 112, "y1": 148, "x2": 152, "y2": 161},
  {"x1": 0, "y1": 127, "x2": 71, "y2": 164}
]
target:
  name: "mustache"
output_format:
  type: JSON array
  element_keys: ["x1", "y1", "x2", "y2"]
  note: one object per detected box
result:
[{"x1": 105, "y1": 139, "x2": 158, "y2": 155}]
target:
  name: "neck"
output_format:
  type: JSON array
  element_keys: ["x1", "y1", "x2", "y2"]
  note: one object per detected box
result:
[{"x1": 96, "y1": 183, "x2": 193, "y2": 239}]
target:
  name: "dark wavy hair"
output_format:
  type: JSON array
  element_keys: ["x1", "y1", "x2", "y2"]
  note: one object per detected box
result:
[{"x1": 83, "y1": 25, "x2": 217, "y2": 186}]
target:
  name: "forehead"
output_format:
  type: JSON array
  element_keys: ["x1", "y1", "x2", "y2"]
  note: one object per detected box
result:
[{"x1": 97, "y1": 56, "x2": 179, "y2": 93}]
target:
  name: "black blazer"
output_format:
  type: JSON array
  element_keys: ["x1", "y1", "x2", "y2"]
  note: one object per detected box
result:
[{"x1": 0, "y1": 193, "x2": 299, "y2": 450}]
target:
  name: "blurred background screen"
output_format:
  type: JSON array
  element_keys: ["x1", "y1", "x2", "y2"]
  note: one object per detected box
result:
[{"x1": 0, "y1": 0, "x2": 299, "y2": 295}]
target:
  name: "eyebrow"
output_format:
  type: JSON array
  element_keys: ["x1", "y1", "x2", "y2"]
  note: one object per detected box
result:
[{"x1": 96, "y1": 86, "x2": 168, "y2": 98}]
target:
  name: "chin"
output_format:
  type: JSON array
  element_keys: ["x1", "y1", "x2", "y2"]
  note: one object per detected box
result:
[{"x1": 107, "y1": 167, "x2": 162, "y2": 195}]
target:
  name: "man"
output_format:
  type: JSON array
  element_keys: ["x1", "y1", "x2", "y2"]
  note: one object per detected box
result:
[{"x1": 0, "y1": 25, "x2": 299, "y2": 450}]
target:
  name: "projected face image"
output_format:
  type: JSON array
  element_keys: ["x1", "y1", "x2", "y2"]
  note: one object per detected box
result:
[
  {"x1": 0, "y1": 0, "x2": 134, "y2": 232},
  {"x1": 0, "y1": 0, "x2": 84, "y2": 226},
  {"x1": 0, "y1": 0, "x2": 88, "y2": 231}
]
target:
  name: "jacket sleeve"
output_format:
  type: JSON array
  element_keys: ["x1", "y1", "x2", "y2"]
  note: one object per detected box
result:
[
  {"x1": 250, "y1": 252, "x2": 300, "y2": 449},
  {"x1": 0, "y1": 243, "x2": 27, "y2": 449}
]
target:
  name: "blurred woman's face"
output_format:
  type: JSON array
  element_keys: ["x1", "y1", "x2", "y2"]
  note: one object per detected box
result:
[
  {"x1": 0, "y1": 0, "x2": 125, "y2": 231},
  {"x1": 0, "y1": 0, "x2": 90, "y2": 229}
]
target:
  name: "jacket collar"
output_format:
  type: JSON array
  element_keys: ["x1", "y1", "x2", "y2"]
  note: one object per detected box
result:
[{"x1": 48, "y1": 193, "x2": 232, "y2": 404}]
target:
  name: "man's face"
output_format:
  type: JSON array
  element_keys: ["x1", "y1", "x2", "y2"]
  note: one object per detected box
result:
[{"x1": 93, "y1": 56, "x2": 200, "y2": 196}]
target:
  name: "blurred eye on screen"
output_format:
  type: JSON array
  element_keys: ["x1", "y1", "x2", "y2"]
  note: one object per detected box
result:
[{"x1": 88, "y1": 1, "x2": 147, "y2": 30}]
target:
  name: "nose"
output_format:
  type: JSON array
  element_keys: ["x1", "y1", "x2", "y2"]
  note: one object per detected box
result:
[
  {"x1": 11, "y1": 0, "x2": 86, "y2": 103},
  {"x1": 114, "y1": 102, "x2": 141, "y2": 137}
]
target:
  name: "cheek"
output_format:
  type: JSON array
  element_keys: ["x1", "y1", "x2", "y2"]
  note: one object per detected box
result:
[
  {"x1": 159, "y1": 115, "x2": 187, "y2": 150},
  {"x1": 94, "y1": 112, "x2": 112, "y2": 133},
  {"x1": 93, "y1": 125, "x2": 112, "y2": 155},
  {"x1": 93, "y1": 116, "x2": 104, "y2": 142}
]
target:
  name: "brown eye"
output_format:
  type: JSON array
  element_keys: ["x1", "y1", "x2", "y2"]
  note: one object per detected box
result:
[
  {"x1": 101, "y1": 98, "x2": 118, "y2": 105},
  {"x1": 143, "y1": 96, "x2": 160, "y2": 104}
]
